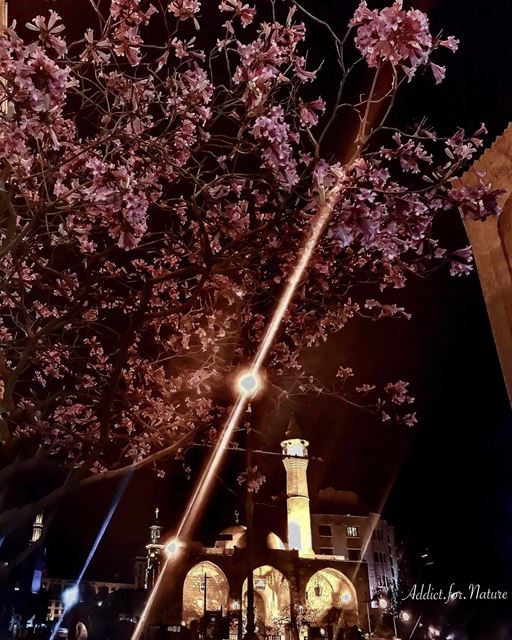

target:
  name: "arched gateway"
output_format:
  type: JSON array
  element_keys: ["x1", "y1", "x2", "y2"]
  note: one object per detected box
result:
[
  {"x1": 305, "y1": 568, "x2": 358, "y2": 629},
  {"x1": 182, "y1": 561, "x2": 229, "y2": 625},
  {"x1": 242, "y1": 566, "x2": 292, "y2": 636}
]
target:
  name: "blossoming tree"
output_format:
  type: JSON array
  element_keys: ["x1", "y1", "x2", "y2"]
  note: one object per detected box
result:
[{"x1": 0, "y1": 0, "x2": 500, "y2": 549}]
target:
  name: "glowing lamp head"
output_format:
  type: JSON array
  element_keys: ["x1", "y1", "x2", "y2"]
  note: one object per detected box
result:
[
  {"x1": 400, "y1": 611, "x2": 411, "y2": 622},
  {"x1": 165, "y1": 538, "x2": 179, "y2": 557},
  {"x1": 236, "y1": 371, "x2": 260, "y2": 395},
  {"x1": 378, "y1": 597, "x2": 388, "y2": 610},
  {"x1": 62, "y1": 585, "x2": 79, "y2": 609},
  {"x1": 340, "y1": 593, "x2": 352, "y2": 605}
]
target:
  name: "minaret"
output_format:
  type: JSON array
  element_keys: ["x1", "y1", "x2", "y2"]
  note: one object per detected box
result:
[
  {"x1": 145, "y1": 508, "x2": 163, "y2": 589},
  {"x1": 281, "y1": 415, "x2": 313, "y2": 556}
]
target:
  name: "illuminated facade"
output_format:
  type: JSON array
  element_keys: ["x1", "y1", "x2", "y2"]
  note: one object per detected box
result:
[
  {"x1": 147, "y1": 416, "x2": 384, "y2": 638},
  {"x1": 281, "y1": 416, "x2": 314, "y2": 556},
  {"x1": 310, "y1": 505, "x2": 399, "y2": 598},
  {"x1": 145, "y1": 508, "x2": 163, "y2": 589}
]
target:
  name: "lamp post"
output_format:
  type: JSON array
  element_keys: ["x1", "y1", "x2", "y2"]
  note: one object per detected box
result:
[{"x1": 244, "y1": 405, "x2": 257, "y2": 640}]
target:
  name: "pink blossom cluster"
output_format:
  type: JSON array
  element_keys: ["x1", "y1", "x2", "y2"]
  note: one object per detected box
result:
[
  {"x1": 0, "y1": 0, "x2": 501, "y2": 477},
  {"x1": 350, "y1": 1, "x2": 458, "y2": 82}
]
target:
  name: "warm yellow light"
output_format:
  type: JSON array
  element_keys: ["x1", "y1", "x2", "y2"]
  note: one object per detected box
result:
[
  {"x1": 236, "y1": 371, "x2": 260, "y2": 395},
  {"x1": 401, "y1": 611, "x2": 411, "y2": 622}
]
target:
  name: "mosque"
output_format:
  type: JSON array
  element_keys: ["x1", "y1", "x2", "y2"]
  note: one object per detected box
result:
[{"x1": 142, "y1": 417, "x2": 399, "y2": 639}]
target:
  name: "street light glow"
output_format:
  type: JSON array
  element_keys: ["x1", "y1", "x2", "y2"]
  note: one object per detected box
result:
[
  {"x1": 378, "y1": 597, "x2": 388, "y2": 609},
  {"x1": 62, "y1": 585, "x2": 79, "y2": 609},
  {"x1": 400, "y1": 611, "x2": 411, "y2": 622},
  {"x1": 236, "y1": 371, "x2": 260, "y2": 395},
  {"x1": 165, "y1": 538, "x2": 180, "y2": 557}
]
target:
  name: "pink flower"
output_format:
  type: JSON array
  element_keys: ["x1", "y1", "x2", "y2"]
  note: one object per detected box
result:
[
  {"x1": 25, "y1": 10, "x2": 67, "y2": 56},
  {"x1": 219, "y1": 0, "x2": 255, "y2": 27},
  {"x1": 430, "y1": 62, "x2": 446, "y2": 84},
  {"x1": 168, "y1": 0, "x2": 200, "y2": 21},
  {"x1": 351, "y1": 1, "x2": 433, "y2": 76}
]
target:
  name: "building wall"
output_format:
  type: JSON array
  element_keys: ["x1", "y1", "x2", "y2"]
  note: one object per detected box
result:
[
  {"x1": 310, "y1": 514, "x2": 399, "y2": 598},
  {"x1": 150, "y1": 545, "x2": 371, "y2": 630},
  {"x1": 459, "y1": 123, "x2": 512, "y2": 405}
]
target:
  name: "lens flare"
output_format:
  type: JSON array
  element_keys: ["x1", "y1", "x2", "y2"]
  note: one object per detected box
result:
[
  {"x1": 62, "y1": 585, "x2": 79, "y2": 609},
  {"x1": 165, "y1": 538, "x2": 180, "y2": 557},
  {"x1": 131, "y1": 202, "x2": 336, "y2": 640},
  {"x1": 236, "y1": 371, "x2": 260, "y2": 395}
]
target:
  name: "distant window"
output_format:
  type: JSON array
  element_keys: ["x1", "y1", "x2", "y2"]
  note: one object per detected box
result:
[
  {"x1": 318, "y1": 525, "x2": 332, "y2": 537},
  {"x1": 346, "y1": 526, "x2": 359, "y2": 538},
  {"x1": 348, "y1": 549, "x2": 360, "y2": 561},
  {"x1": 319, "y1": 547, "x2": 334, "y2": 555},
  {"x1": 372, "y1": 529, "x2": 383, "y2": 541},
  {"x1": 373, "y1": 551, "x2": 386, "y2": 563}
]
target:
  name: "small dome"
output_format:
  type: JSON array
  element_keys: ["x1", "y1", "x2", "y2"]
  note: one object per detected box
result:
[
  {"x1": 266, "y1": 532, "x2": 285, "y2": 550},
  {"x1": 215, "y1": 525, "x2": 247, "y2": 550},
  {"x1": 214, "y1": 526, "x2": 285, "y2": 551}
]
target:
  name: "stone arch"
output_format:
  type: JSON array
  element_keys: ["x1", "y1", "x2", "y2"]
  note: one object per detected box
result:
[
  {"x1": 304, "y1": 568, "x2": 358, "y2": 628},
  {"x1": 242, "y1": 565, "x2": 292, "y2": 636},
  {"x1": 182, "y1": 561, "x2": 229, "y2": 625}
]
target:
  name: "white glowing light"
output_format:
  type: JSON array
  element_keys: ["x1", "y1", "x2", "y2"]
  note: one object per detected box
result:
[
  {"x1": 62, "y1": 585, "x2": 79, "y2": 609},
  {"x1": 400, "y1": 611, "x2": 411, "y2": 622},
  {"x1": 285, "y1": 442, "x2": 304, "y2": 457},
  {"x1": 165, "y1": 538, "x2": 179, "y2": 557},
  {"x1": 237, "y1": 371, "x2": 260, "y2": 395},
  {"x1": 378, "y1": 597, "x2": 388, "y2": 610},
  {"x1": 340, "y1": 593, "x2": 352, "y2": 604}
]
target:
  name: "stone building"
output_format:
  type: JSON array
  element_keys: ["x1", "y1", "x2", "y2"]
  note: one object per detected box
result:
[
  {"x1": 460, "y1": 124, "x2": 512, "y2": 405},
  {"x1": 310, "y1": 490, "x2": 399, "y2": 597},
  {"x1": 145, "y1": 417, "x2": 398, "y2": 639}
]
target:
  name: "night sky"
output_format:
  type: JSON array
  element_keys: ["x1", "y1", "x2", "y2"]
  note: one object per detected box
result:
[{"x1": 8, "y1": 0, "x2": 512, "y2": 636}]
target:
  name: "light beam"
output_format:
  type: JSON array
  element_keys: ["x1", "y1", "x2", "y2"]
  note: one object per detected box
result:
[
  {"x1": 131, "y1": 201, "x2": 336, "y2": 640},
  {"x1": 49, "y1": 472, "x2": 132, "y2": 640}
]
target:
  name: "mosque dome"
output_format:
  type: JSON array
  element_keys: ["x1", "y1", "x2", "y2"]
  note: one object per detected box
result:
[{"x1": 214, "y1": 525, "x2": 285, "y2": 551}]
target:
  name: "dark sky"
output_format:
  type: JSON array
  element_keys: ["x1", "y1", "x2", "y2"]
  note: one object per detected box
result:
[{"x1": 8, "y1": 0, "x2": 512, "y2": 633}]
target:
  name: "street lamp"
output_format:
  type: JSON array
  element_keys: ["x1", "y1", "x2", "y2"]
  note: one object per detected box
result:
[
  {"x1": 236, "y1": 371, "x2": 261, "y2": 396},
  {"x1": 400, "y1": 611, "x2": 411, "y2": 622},
  {"x1": 164, "y1": 538, "x2": 180, "y2": 557},
  {"x1": 378, "y1": 597, "x2": 389, "y2": 610},
  {"x1": 62, "y1": 585, "x2": 79, "y2": 609}
]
